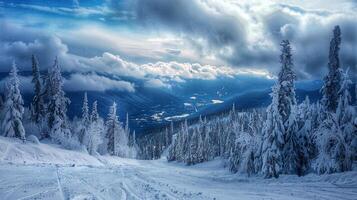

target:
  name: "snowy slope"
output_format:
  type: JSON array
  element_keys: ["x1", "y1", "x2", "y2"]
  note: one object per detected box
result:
[
  {"x1": 0, "y1": 136, "x2": 356, "y2": 200},
  {"x1": 0, "y1": 136, "x2": 103, "y2": 166}
]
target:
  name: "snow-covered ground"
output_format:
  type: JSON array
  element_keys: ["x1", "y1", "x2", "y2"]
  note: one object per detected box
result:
[{"x1": 0, "y1": 137, "x2": 356, "y2": 200}]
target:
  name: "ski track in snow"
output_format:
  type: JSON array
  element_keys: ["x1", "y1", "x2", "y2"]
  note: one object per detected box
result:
[
  {"x1": 1, "y1": 160, "x2": 356, "y2": 200},
  {"x1": 0, "y1": 137, "x2": 356, "y2": 200}
]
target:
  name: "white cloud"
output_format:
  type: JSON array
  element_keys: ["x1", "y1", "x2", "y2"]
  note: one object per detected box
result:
[
  {"x1": 64, "y1": 73, "x2": 135, "y2": 92},
  {"x1": 76, "y1": 52, "x2": 270, "y2": 81},
  {"x1": 144, "y1": 78, "x2": 170, "y2": 89}
]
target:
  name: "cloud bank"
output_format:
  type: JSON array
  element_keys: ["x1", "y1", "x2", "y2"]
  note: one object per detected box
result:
[{"x1": 0, "y1": 0, "x2": 356, "y2": 89}]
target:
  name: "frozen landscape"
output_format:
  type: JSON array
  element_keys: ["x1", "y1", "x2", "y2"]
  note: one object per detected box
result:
[
  {"x1": 1, "y1": 1, "x2": 357, "y2": 200},
  {"x1": 1, "y1": 137, "x2": 356, "y2": 200}
]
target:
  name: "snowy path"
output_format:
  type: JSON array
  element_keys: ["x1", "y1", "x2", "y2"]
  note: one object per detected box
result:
[
  {"x1": 0, "y1": 158, "x2": 356, "y2": 200},
  {"x1": 0, "y1": 137, "x2": 356, "y2": 200}
]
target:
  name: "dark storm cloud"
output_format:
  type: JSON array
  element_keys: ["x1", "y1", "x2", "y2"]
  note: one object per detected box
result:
[
  {"x1": 126, "y1": 0, "x2": 356, "y2": 79},
  {"x1": 134, "y1": 0, "x2": 246, "y2": 48},
  {"x1": 263, "y1": 8, "x2": 357, "y2": 79},
  {"x1": 132, "y1": 0, "x2": 273, "y2": 66},
  {"x1": 0, "y1": 23, "x2": 69, "y2": 72}
]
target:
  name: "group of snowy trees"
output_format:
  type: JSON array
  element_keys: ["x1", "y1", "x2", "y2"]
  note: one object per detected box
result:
[
  {"x1": 0, "y1": 56, "x2": 138, "y2": 158},
  {"x1": 149, "y1": 26, "x2": 356, "y2": 178}
]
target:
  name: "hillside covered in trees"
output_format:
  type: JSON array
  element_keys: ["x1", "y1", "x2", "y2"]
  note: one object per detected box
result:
[{"x1": 139, "y1": 26, "x2": 357, "y2": 178}]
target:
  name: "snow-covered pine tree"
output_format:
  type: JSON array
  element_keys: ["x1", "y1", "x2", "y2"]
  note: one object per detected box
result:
[
  {"x1": 83, "y1": 100, "x2": 104, "y2": 155},
  {"x1": 164, "y1": 127, "x2": 170, "y2": 149},
  {"x1": 275, "y1": 40, "x2": 301, "y2": 175},
  {"x1": 336, "y1": 69, "x2": 355, "y2": 141},
  {"x1": 313, "y1": 113, "x2": 352, "y2": 174},
  {"x1": 296, "y1": 96, "x2": 314, "y2": 175},
  {"x1": 203, "y1": 129, "x2": 215, "y2": 161},
  {"x1": 106, "y1": 102, "x2": 120, "y2": 155},
  {"x1": 129, "y1": 130, "x2": 139, "y2": 158},
  {"x1": 278, "y1": 40, "x2": 296, "y2": 124},
  {"x1": 91, "y1": 100, "x2": 99, "y2": 122},
  {"x1": 124, "y1": 112, "x2": 130, "y2": 141},
  {"x1": 2, "y1": 62, "x2": 26, "y2": 141},
  {"x1": 261, "y1": 85, "x2": 284, "y2": 178},
  {"x1": 180, "y1": 120, "x2": 189, "y2": 161},
  {"x1": 30, "y1": 55, "x2": 45, "y2": 123},
  {"x1": 282, "y1": 105, "x2": 300, "y2": 174},
  {"x1": 197, "y1": 129, "x2": 204, "y2": 163},
  {"x1": 186, "y1": 128, "x2": 196, "y2": 165},
  {"x1": 321, "y1": 25, "x2": 342, "y2": 112},
  {"x1": 167, "y1": 133, "x2": 178, "y2": 161},
  {"x1": 78, "y1": 92, "x2": 90, "y2": 143},
  {"x1": 46, "y1": 58, "x2": 72, "y2": 145},
  {"x1": 229, "y1": 131, "x2": 257, "y2": 176},
  {"x1": 314, "y1": 69, "x2": 355, "y2": 174},
  {"x1": 105, "y1": 102, "x2": 131, "y2": 157}
]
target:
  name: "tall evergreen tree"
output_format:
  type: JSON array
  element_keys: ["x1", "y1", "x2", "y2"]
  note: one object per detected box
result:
[
  {"x1": 321, "y1": 26, "x2": 342, "y2": 112},
  {"x1": 261, "y1": 85, "x2": 284, "y2": 178},
  {"x1": 106, "y1": 102, "x2": 120, "y2": 155},
  {"x1": 83, "y1": 100, "x2": 103, "y2": 155},
  {"x1": 78, "y1": 92, "x2": 90, "y2": 143},
  {"x1": 82, "y1": 92, "x2": 89, "y2": 123},
  {"x1": 46, "y1": 58, "x2": 71, "y2": 143},
  {"x1": 91, "y1": 100, "x2": 99, "y2": 123},
  {"x1": 2, "y1": 62, "x2": 25, "y2": 141},
  {"x1": 275, "y1": 40, "x2": 300, "y2": 175},
  {"x1": 278, "y1": 40, "x2": 296, "y2": 124},
  {"x1": 30, "y1": 55, "x2": 45, "y2": 123},
  {"x1": 296, "y1": 96, "x2": 314, "y2": 175}
]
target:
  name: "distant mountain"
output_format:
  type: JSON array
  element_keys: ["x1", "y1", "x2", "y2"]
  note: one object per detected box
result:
[{"x1": 2, "y1": 71, "x2": 354, "y2": 135}]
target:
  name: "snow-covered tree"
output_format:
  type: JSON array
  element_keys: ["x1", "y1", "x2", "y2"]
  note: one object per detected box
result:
[
  {"x1": 30, "y1": 55, "x2": 45, "y2": 123},
  {"x1": 1, "y1": 62, "x2": 26, "y2": 141},
  {"x1": 321, "y1": 26, "x2": 342, "y2": 112},
  {"x1": 314, "y1": 69, "x2": 355, "y2": 174},
  {"x1": 167, "y1": 134, "x2": 178, "y2": 161},
  {"x1": 186, "y1": 128, "x2": 198, "y2": 165},
  {"x1": 296, "y1": 96, "x2": 314, "y2": 175},
  {"x1": 91, "y1": 100, "x2": 99, "y2": 122},
  {"x1": 282, "y1": 105, "x2": 300, "y2": 175},
  {"x1": 46, "y1": 58, "x2": 72, "y2": 145},
  {"x1": 164, "y1": 127, "x2": 170, "y2": 149},
  {"x1": 229, "y1": 131, "x2": 259, "y2": 176},
  {"x1": 78, "y1": 92, "x2": 90, "y2": 143},
  {"x1": 336, "y1": 70, "x2": 355, "y2": 140},
  {"x1": 313, "y1": 113, "x2": 353, "y2": 174},
  {"x1": 261, "y1": 85, "x2": 284, "y2": 178},
  {"x1": 83, "y1": 101, "x2": 104, "y2": 155},
  {"x1": 275, "y1": 40, "x2": 300, "y2": 175},
  {"x1": 105, "y1": 102, "x2": 132, "y2": 157},
  {"x1": 129, "y1": 130, "x2": 139, "y2": 158},
  {"x1": 106, "y1": 102, "x2": 121, "y2": 155},
  {"x1": 278, "y1": 40, "x2": 296, "y2": 125},
  {"x1": 203, "y1": 129, "x2": 215, "y2": 161}
]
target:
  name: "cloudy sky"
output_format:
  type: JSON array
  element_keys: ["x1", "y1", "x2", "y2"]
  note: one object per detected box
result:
[{"x1": 0, "y1": 0, "x2": 356, "y2": 92}]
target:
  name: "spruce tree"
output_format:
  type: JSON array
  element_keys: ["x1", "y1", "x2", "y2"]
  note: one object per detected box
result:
[
  {"x1": 278, "y1": 40, "x2": 296, "y2": 124},
  {"x1": 46, "y1": 58, "x2": 71, "y2": 143},
  {"x1": 106, "y1": 102, "x2": 120, "y2": 155},
  {"x1": 2, "y1": 62, "x2": 26, "y2": 141},
  {"x1": 30, "y1": 55, "x2": 45, "y2": 123},
  {"x1": 84, "y1": 100, "x2": 103, "y2": 155},
  {"x1": 261, "y1": 85, "x2": 284, "y2": 178},
  {"x1": 79, "y1": 92, "x2": 90, "y2": 143},
  {"x1": 296, "y1": 96, "x2": 313, "y2": 175},
  {"x1": 91, "y1": 101, "x2": 99, "y2": 123},
  {"x1": 321, "y1": 26, "x2": 342, "y2": 112}
]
